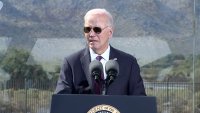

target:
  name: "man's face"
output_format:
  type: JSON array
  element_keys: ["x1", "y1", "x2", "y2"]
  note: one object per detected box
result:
[{"x1": 84, "y1": 14, "x2": 113, "y2": 54}]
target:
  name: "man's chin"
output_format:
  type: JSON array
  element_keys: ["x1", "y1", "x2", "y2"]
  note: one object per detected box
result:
[
  {"x1": 89, "y1": 46, "x2": 98, "y2": 51},
  {"x1": 89, "y1": 44, "x2": 98, "y2": 49}
]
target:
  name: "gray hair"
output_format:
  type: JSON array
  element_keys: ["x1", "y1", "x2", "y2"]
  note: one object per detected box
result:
[{"x1": 84, "y1": 8, "x2": 114, "y2": 28}]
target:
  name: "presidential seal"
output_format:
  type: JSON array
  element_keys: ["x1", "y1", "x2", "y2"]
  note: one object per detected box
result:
[{"x1": 87, "y1": 104, "x2": 120, "y2": 113}]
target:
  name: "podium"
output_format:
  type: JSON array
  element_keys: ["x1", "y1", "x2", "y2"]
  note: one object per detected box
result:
[{"x1": 50, "y1": 94, "x2": 157, "y2": 113}]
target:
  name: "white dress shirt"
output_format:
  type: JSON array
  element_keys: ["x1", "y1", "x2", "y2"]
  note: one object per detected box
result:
[{"x1": 89, "y1": 46, "x2": 110, "y2": 79}]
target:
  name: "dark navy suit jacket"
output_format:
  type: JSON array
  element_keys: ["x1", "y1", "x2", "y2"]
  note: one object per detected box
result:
[{"x1": 55, "y1": 46, "x2": 146, "y2": 96}]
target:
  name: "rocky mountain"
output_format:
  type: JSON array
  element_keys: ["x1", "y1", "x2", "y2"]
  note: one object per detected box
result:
[{"x1": 0, "y1": 0, "x2": 199, "y2": 55}]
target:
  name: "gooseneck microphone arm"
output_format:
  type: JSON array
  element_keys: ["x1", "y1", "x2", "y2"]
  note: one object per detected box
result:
[
  {"x1": 102, "y1": 80, "x2": 107, "y2": 95},
  {"x1": 92, "y1": 70, "x2": 101, "y2": 81},
  {"x1": 106, "y1": 70, "x2": 117, "y2": 86}
]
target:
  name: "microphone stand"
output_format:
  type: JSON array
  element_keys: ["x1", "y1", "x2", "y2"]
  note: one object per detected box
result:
[
  {"x1": 102, "y1": 75, "x2": 116, "y2": 95},
  {"x1": 101, "y1": 80, "x2": 107, "y2": 95}
]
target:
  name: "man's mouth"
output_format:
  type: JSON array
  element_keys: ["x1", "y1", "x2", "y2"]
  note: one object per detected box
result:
[{"x1": 89, "y1": 40, "x2": 97, "y2": 43}]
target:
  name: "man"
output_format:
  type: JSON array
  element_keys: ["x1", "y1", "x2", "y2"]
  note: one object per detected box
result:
[{"x1": 55, "y1": 8, "x2": 146, "y2": 95}]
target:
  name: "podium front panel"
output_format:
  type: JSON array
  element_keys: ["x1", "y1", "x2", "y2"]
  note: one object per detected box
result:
[{"x1": 50, "y1": 94, "x2": 157, "y2": 113}]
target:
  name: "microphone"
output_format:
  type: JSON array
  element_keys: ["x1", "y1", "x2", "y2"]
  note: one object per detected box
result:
[
  {"x1": 89, "y1": 60, "x2": 103, "y2": 82},
  {"x1": 105, "y1": 60, "x2": 119, "y2": 86},
  {"x1": 0, "y1": 1, "x2": 3, "y2": 10}
]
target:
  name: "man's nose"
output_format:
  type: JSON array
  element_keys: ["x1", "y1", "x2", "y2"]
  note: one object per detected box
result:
[{"x1": 89, "y1": 29, "x2": 96, "y2": 36}]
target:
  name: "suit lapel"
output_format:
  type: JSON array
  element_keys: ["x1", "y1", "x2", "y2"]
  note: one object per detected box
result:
[
  {"x1": 80, "y1": 48, "x2": 93, "y2": 90},
  {"x1": 109, "y1": 46, "x2": 117, "y2": 60},
  {"x1": 109, "y1": 46, "x2": 120, "y2": 78}
]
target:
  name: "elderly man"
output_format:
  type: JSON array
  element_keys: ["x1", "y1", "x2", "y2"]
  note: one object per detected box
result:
[{"x1": 55, "y1": 8, "x2": 146, "y2": 96}]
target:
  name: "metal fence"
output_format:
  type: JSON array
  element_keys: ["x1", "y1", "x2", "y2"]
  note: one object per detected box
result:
[
  {"x1": 145, "y1": 82, "x2": 200, "y2": 113},
  {"x1": 0, "y1": 80, "x2": 200, "y2": 113}
]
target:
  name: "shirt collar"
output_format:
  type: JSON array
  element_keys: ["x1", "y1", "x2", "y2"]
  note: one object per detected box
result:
[{"x1": 90, "y1": 45, "x2": 110, "y2": 61}]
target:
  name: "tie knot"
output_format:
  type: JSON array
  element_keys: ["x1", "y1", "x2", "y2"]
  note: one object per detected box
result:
[{"x1": 96, "y1": 56, "x2": 103, "y2": 61}]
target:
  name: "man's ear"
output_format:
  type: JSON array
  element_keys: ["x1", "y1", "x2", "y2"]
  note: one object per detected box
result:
[{"x1": 109, "y1": 28, "x2": 113, "y2": 39}]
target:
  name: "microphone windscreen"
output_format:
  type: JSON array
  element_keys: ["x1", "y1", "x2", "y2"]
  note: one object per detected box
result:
[
  {"x1": 105, "y1": 60, "x2": 119, "y2": 74},
  {"x1": 89, "y1": 60, "x2": 103, "y2": 75}
]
